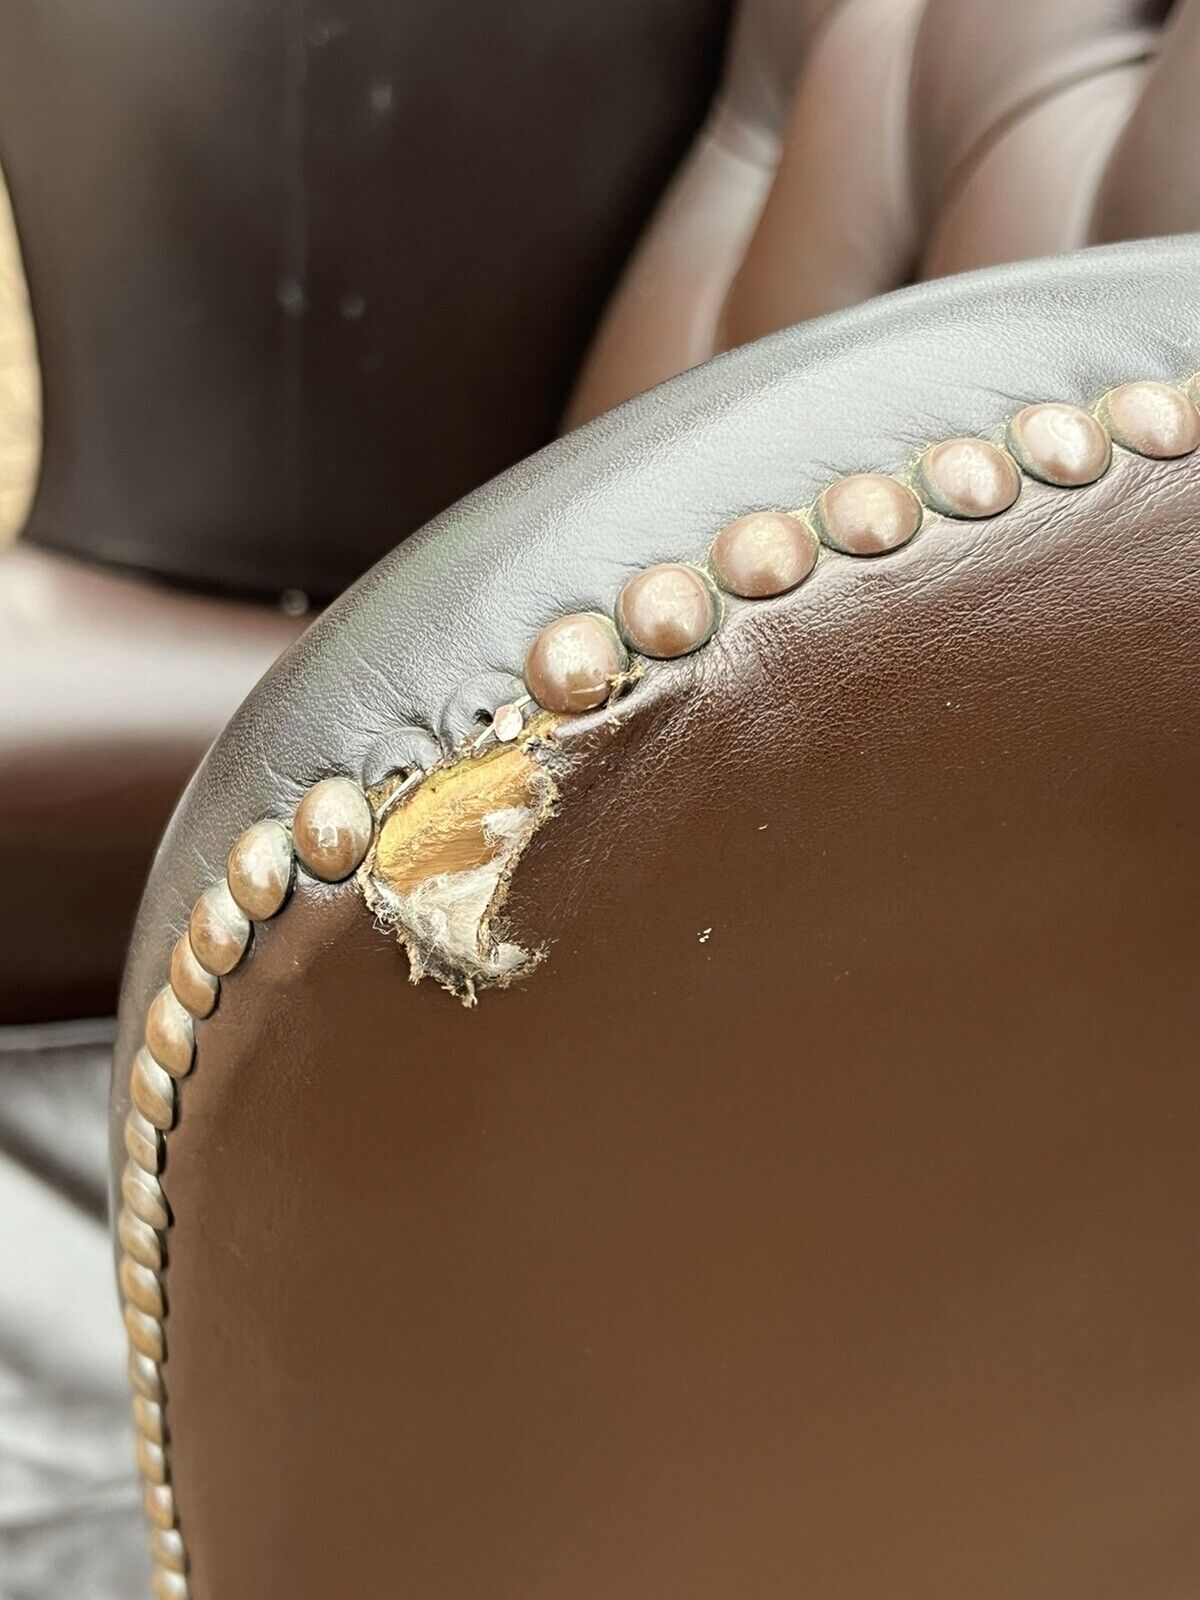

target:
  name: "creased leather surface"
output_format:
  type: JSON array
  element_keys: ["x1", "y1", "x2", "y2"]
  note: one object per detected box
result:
[{"x1": 156, "y1": 423, "x2": 1199, "y2": 1595}]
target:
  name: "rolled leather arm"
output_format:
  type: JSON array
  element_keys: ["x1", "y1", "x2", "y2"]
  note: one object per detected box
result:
[{"x1": 111, "y1": 237, "x2": 1200, "y2": 1600}]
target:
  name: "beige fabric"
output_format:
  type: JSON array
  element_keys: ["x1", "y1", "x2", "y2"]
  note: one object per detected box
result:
[{"x1": 0, "y1": 165, "x2": 39, "y2": 545}]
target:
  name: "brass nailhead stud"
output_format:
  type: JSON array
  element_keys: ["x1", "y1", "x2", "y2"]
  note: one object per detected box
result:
[
  {"x1": 915, "y1": 438, "x2": 1020, "y2": 519},
  {"x1": 524, "y1": 612, "x2": 628, "y2": 713},
  {"x1": 152, "y1": 1566, "x2": 190, "y2": 1600},
  {"x1": 1099, "y1": 380, "x2": 1200, "y2": 458},
  {"x1": 293, "y1": 777, "x2": 373, "y2": 881},
  {"x1": 145, "y1": 986, "x2": 195, "y2": 1078},
  {"x1": 814, "y1": 473, "x2": 922, "y2": 555},
  {"x1": 227, "y1": 818, "x2": 295, "y2": 920},
  {"x1": 151, "y1": 1527, "x2": 188, "y2": 1574},
  {"x1": 129, "y1": 1349, "x2": 164, "y2": 1404},
  {"x1": 133, "y1": 1395, "x2": 166, "y2": 1447},
  {"x1": 136, "y1": 1432, "x2": 168, "y2": 1486},
  {"x1": 169, "y1": 932, "x2": 218, "y2": 1020},
  {"x1": 143, "y1": 1482, "x2": 176, "y2": 1530},
  {"x1": 125, "y1": 1108, "x2": 163, "y2": 1173},
  {"x1": 122, "y1": 1160, "x2": 170, "y2": 1230},
  {"x1": 131, "y1": 1049, "x2": 176, "y2": 1132},
  {"x1": 120, "y1": 1255, "x2": 165, "y2": 1319},
  {"x1": 492, "y1": 702, "x2": 525, "y2": 742},
  {"x1": 125, "y1": 1303, "x2": 165, "y2": 1364},
  {"x1": 709, "y1": 511, "x2": 819, "y2": 598},
  {"x1": 1006, "y1": 403, "x2": 1111, "y2": 486},
  {"x1": 615, "y1": 563, "x2": 718, "y2": 658},
  {"x1": 119, "y1": 1207, "x2": 163, "y2": 1273},
  {"x1": 189, "y1": 880, "x2": 251, "y2": 976}
]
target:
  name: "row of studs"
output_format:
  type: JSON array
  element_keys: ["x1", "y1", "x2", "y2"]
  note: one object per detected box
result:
[
  {"x1": 120, "y1": 777, "x2": 376, "y2": 1599},
  {"x1": 122, "y1": 375, "x2": 1200, "y2": 1593},
  {"x1": 518, "y1": 379, "x2": 1200, "y2": 718}
]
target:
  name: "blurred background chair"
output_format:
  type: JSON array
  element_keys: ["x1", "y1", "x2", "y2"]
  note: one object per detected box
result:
[{"x1": 2, "y1": 0, "x2": 1200, "y2": 1596}]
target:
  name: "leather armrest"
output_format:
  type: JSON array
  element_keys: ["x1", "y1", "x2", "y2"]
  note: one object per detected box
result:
[{"x1": 109, "y1": 236, "x2": 1200, "y2": 1599}]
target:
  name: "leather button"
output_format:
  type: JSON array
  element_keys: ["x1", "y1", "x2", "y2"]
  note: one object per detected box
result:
[
  {"x1": 615, "y1": 563, "x2": 718, "y2": 657},
  {"x1": 709, "y1": 511, "x2": 818, "y2": 598},
  {"x1": 1007, "y1": 403, "x2": 1111, "y2": 487},
  {"x1": 916, "y1": 438, "x2": 1020, "y2": 518},
  {"x1": 227, "y1": 817, "x2": 294, "y2": 919},
  {"x1": 294, "y1": 778, "x2": 373, "y2": 881},
  {"x1": 1100, "y1": 381, "x2": 1200, "y2": 458},
  {"x1": 144, "y1": 985, "x2": 195, "y2": 1077},
  {"x1": 189, "y1": 880, "x2": 251, "y2": 975},
  {"x1": 524, "y1": 613, "x2": 627, "y2": 712},
  {"x1": 169, "y1": 932, "x2": 219, "y2": 1019},
  {"x1": 815, "y1": 474, "x2": 922, "y2": 555}
]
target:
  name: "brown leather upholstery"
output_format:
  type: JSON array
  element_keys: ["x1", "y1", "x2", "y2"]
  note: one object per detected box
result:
[
  {"x1": 0, "y1": 546, "x2": 303, "y2": 1021},
  {"x1": 111, "y1": 236, "x2": 1200, "y2": 1595},
  {"x1": 568, "y1": 0, "x2": 1198, "y2": 424}
]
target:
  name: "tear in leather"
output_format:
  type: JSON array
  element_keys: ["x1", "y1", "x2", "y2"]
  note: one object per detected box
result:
[{"x1": 359, "y1": 720, "x2": 558, "y2": 1004}]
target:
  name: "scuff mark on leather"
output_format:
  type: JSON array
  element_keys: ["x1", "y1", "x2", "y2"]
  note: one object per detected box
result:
[{"x1": 358, "y1": 716, "x2": 559, "y2": 1005}]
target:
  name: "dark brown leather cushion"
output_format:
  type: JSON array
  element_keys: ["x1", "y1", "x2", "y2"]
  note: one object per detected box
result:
[
  {"x1": 0, "y1": 0, "x2": 729, "y2": 599},
  {"x1": 0, "y1": 545, "x2": 303, "y2": 1020},
  {"x1": 112, "y1": 235, "x2": 1200, "y2": 1594}
]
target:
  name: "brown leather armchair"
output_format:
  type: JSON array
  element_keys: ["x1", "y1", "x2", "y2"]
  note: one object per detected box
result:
[
  {"x1": 115, "y1": 251, "x2": 1200, "y2": 1595},
  {"x1": 11, "y1": 0, "x2": 1200, "y2": 1595}
]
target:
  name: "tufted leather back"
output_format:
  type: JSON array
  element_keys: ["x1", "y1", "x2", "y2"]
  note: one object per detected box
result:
[
  {"x1": 569, "y1": 0, "x2": 1200, "y2": 422},
  {"x1": 4, "y1": 0, "x2": 1195, "y2": 596}
]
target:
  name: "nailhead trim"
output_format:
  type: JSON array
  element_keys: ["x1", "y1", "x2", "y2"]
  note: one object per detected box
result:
[
  {"x1": 517, "y1": 375, "x2": 1200, "y2": 713},
  {"x1": 120, "y1": 374, "x2": 1200, "y2": 1589},
  {"x1": 119, "y1": 799, "x2": 372, "y2": 1596}
]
